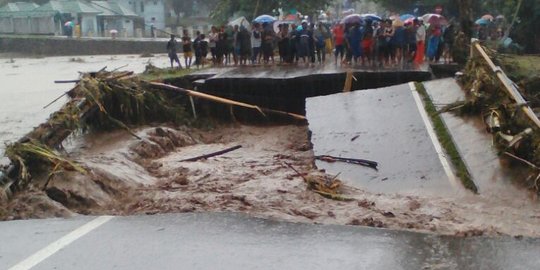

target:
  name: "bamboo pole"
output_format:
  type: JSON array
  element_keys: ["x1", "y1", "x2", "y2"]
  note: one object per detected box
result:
[
  {"x1": 147, "y1": 82, "x2": 306, "y2": 121},
  {"x1": 343, "y1": 71, "x2": 353, "y2": 92},
  {"x1": 471, "y1": 40, "x2": 540, "y2": 130}
]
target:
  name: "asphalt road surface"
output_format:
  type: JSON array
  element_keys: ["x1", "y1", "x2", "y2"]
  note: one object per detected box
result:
[
  {"x1": 306, "y1": 83, "x2": 460, "y2": 196},
  {"x1": 1, "y1": 213, "x2": 539, "y2": 270}
]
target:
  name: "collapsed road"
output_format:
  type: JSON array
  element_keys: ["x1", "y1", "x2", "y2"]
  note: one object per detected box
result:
[{"x1": 1, "y1": 46, "x2": 540, "y2": 269}]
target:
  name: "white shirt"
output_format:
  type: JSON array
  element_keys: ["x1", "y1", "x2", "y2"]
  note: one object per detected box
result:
[
  {"x1": 416, "y1": 25, "x2": 426, "y2": 42},
  {"x1": 208, "y1": 32, "x2": 218, "y2": 48},
  {"x1": 251, "y1": 30, "x2": 261, "y2": 48}
]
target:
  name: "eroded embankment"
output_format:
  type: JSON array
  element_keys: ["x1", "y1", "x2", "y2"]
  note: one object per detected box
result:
[{"x1": 2, "y1": 124, "x2": 540, "y2": 237}]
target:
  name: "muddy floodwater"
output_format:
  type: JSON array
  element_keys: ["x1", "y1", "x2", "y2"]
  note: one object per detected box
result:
[
  {"x1": 0, "y1": 53, "x2": 172, "y2": 161},
  {"x1": 1, "y1": 55, "x2": 540, "y2": 238}
]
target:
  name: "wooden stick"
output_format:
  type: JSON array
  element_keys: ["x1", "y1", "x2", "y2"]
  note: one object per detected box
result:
[
  {"x1": 283, "y1": 162, "x2": 309, "y2": 182},
  {"x1": 147, "y1": 82, "x2": 306, "y2": 120},
  {"x1": 315, "y1": 155, "x2": 378, "y2": 170},
  {"x1": 472, "y1": 41, "x2": 540, "y2": 129},
  {"x1": 503, "y1": 152, "x2": 539, "y2": 170},
  {"x1": 43, "y1": 92, "x2": 68, "y2": 109},
  {"x1": 179, "y1": 145, "x2": 242, "y2": 162},
  {"x1": 343, "y1": 70, "x2": 353, "y2": 92},
  {"x1": 54, "y1": 79, "x2": 80, "y2": 84}
]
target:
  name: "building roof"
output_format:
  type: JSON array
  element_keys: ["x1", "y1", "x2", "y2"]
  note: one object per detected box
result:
[
  {"x1": 33, "y1": 0, "x2": 102, "y2": 14},
  {"x1": 0, "y1": 2, "x2": 52, "y2": 18},
  {"x1": 91, "y1": 1, "x2": 137, "y2": 17},
  {"x1": 0, "y1": 2, "x2": 39, "y2": 12}
]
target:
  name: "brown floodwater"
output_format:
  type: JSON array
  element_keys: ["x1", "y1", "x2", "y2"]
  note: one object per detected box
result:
[{"x1": 0, "y1": 53, "x2": 172, "y2": 163}]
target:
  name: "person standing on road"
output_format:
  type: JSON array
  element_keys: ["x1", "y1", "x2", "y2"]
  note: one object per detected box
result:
[
  {"x1": 182, "y1": 30, "x2": 193, "y2": 69},
  {"x1": 209, "y1": 26, "x2": 219, "y2": 64},
  {"x1": 251, "y1": 23, "x2": 262, "y2": 65},
  {"x1": 414, "y1": 19, "x2": 426, "y2": 64},
  {"x1": 238, "y1": 25, "x2": 251, "y2": 65},
  {"x1": 167, "y1": 34, "x2": 182, "y2": 69},
  {"x1": 405, "y1": 21, "x2": 417, "y2": 64},
  {"x1": 332, "y1": 24, "x2": 345, "y2": 65}
]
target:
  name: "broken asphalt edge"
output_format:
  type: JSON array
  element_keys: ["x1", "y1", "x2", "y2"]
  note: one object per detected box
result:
[{"x1": 413, "y1": 82, "x2": 479, "y2": 193}]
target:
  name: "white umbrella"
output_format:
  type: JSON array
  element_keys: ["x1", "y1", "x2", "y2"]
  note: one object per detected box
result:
[{"x1": 228, "y1": 16, "x2": 250, "y2": 30}]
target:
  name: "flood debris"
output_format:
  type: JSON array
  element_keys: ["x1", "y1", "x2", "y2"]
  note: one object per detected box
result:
[
  {"x1": 315, "y1": 155, "x2": 378, "y2": 170},
  {"x1": 179, "y1": 145, "x2": 242, "y2": 162},
  {"x1": 458, "y1": 42, "x2": 540, "y2": 193},
  {"x1": 2, "y1": 63, "x2": 540, "y2": 238}
]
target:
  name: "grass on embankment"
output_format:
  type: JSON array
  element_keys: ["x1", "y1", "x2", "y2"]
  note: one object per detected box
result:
[
  {"x1": 414, "y1": 82, "x2": 479, "y2": 193},
  {"x1": 139, "y1": 67, "x2": 198, "y2": 81}
]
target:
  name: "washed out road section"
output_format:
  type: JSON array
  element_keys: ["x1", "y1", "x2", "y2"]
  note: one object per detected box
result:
[{"x1": 306, "y1": 83, "x2": 458, "y2": 196}]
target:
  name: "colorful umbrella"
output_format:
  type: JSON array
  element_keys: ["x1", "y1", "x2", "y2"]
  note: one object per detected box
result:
[
  {"x1": 400, "y1": 14, "x2": 415, "y2": 21},
  {"x1": 475, "y1": 18, "x2": 490, "y2": 25},
  {"x1": 64, "y1": 21, "x2": 74, "y2": 27},
  {"x1": 422, "y1": 13, "x2": 448, "y2": 26},
  {"x1": 481, "y1": 14, "x2": 494, "y2": 21},
  {"x1": 360, "y1": 13, "x2": 382, "y2": 21},
  {"x1": 404, "y1": 18, "x2": 415, "y2": 25},
  {"x1": 253, "y1": 15, "x2": 276, "y2": 24},
  {"x1": 341, "y1": 14, "x2": 363, "y2": 24}
]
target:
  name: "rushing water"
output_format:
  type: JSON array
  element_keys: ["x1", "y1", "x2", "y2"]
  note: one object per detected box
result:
[{"x1": 0, "y1": 54, "x2": 173, "y2": 163}]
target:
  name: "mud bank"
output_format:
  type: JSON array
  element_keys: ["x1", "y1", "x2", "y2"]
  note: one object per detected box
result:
[{"x1": 2, "y1": 124, "x2": 540, "y2": 237}]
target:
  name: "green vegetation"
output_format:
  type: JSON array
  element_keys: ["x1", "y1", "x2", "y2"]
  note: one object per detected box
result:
[
  {"x1": 139, "y1": 64, "x2": 199, "y2": 81},
  {"x1": 499, "y1": 55, "x2": 540, "y2": 78},
  {"x1": 209, "y1": 0, "x2": 331, "y2": 23},
  {"x1": 414, "y1": 82, "x2": 479, "y2": 193}
]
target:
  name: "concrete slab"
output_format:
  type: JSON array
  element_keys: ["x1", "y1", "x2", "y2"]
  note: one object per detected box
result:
[
  {"x1": 2, "y1": 213, "x2": 539, "y2": 270},
  {"x1": 306, "y1": 83, "x2": 457, "y2": 196},
  {"x1": 424, "y1": 79, "x2": 534, "y2": 202}
]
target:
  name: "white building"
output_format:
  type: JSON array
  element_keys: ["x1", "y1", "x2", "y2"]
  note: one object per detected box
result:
[
  {"x1": 91, "y1": 1, "x2": 139, "y2": 37},
  {"x1": 116, "y1": 0, "x2": 165, "y2": 36}
]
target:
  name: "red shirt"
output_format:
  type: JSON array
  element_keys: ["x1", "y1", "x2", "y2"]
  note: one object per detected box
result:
[{"x1": 333, "y1": 27, "x2": 345, "y2": 45}]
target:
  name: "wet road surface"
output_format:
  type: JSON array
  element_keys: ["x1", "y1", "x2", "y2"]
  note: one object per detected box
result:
[
  {"x1": 306, "y1": 83, "x2": 460, "y2": 196},
  {"x1": 424, "y1": 79, "x2": 536, "y2": 204},
  {"x1": 1, "y1": 213, "x2": 539, "y2": 270}
]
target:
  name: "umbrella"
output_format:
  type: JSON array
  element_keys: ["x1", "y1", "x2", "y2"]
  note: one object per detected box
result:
[
  {"x1": 64, "y1": 21, "x2": 74, "y2": 27},
  {"x1": 341, "y1": 13, "x2": 362, "y2": 24},
  {"x1": 481, "y1": 14, "x2": 494, "y2": 21},
  {"x1": 229, "y1": 16, "x2": 251, "y2": 30},
  {"x1": 475, "y1": 18, "x2": 490, "y2": 25},
  {"x1": 400, "y1": 14, "x2": 415, "y2": 21},
  {"x1": 253, "y1": 14, "x2": 276, "y2": 23},
  {"x1": 422, "y1": 13, "x2": 448, "y2": 26},
  {"x1": 404, "y1": 17, "x2": 415, "y2": 25},
  {"x1": 360, "y1": 13, "x2": 382, "y2": 21},
  {"x1": 342, "y1": 8, "x2": 355, "y2": 16}
]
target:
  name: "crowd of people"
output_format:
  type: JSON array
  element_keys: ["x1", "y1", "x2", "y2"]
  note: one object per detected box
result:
[{"x1": 166, "y1": 17, "x2": 455, "y2": 69}]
